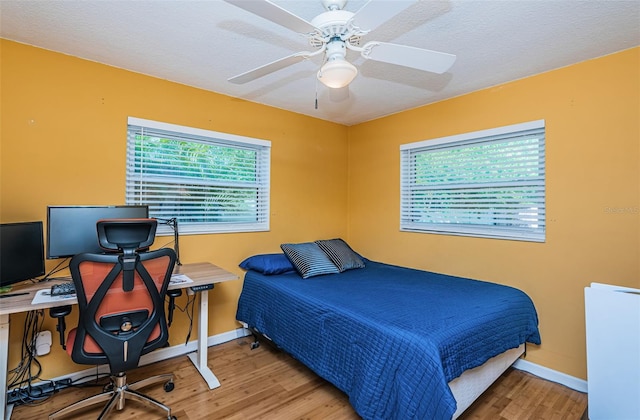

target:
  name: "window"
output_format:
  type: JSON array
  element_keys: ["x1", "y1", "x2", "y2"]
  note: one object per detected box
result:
[
  {"x1": 400, "y1": 120, "x2": 545, "y2": 242},
  {"x1": 126, "y1": 117, "x2": 270, "y2": 235}
]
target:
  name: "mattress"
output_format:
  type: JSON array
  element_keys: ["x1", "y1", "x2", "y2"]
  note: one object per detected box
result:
[{"x1": 236, "y1": 260, "x2": 540, "y2": 419}]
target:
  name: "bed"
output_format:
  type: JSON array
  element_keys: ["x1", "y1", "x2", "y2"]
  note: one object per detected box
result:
[{"x1": 236, "y1": 245, "x2": 541, "y2": 420}]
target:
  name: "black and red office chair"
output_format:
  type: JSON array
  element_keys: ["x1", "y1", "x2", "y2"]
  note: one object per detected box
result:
[{"x1": 49, "y1": 219, "x2": 177, "y2": 420}]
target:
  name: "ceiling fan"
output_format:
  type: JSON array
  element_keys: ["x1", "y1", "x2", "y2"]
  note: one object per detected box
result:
[{"x1": 224, "y1": 0, "x2": 456, "y2": 89}]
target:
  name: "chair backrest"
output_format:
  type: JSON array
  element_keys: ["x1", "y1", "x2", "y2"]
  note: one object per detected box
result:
[{"x1": 68, "y1": 218, "x2": 176, "y2": 373}]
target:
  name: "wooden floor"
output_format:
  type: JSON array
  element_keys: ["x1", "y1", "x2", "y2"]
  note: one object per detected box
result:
[{"x1": 12, "y1": 338, "x2": 587, "y2": 419}]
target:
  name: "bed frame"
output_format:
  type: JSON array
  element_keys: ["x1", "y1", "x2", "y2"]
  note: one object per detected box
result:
[
  {"x1": 450, "y1": 344, "x2": 525, "y2": 417},
  {"x1": 246, "y1": 324, "x2": 525, "y2": 418}
]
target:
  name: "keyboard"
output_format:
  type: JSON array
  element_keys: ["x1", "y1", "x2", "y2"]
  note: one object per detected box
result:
[{"x1": 50, "y1": 281, "x2": 76, "y2": 296}]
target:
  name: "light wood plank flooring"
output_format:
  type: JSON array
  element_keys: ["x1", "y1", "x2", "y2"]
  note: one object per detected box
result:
[{"x1": 11, "y1": 338, "x2": 587, "y2": 419}]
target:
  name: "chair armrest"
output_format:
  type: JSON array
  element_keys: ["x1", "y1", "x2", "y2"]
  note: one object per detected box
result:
[
  {"x1": 49, "y1": 305, "x2": 73, "y2": 349},
  {"x1": 167, "y1": 289, "x2": 182, "y2": 327}
]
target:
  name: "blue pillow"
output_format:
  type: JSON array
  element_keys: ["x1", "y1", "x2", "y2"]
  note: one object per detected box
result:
[
  {"x1": 239, "y1": 253, "x2": 295, "y2": 275},
  {"x1": 280, "y1": 242, "x2": 340, "y2": 279}
]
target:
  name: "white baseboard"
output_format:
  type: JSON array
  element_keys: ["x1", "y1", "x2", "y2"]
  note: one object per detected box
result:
[
  {"x1": 25, "y1": 328, "x2": 587, "y2": 398},
  {"x1": 513, "y1": 358, "x2": 588, "y2": 393}
]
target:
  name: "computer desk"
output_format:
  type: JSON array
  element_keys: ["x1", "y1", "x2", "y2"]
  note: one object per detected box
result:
[{"x1": 0, "y1": 262, "x2": 237, "y2": 419}]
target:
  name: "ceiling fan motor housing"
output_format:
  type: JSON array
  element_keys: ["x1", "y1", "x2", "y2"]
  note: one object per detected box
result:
[
  {"x1": 326, "y1": 38, "x2": 347, "y2": 60},
  {"x1": 309, "y1": 10, "x2": 361, "y2": 48}
]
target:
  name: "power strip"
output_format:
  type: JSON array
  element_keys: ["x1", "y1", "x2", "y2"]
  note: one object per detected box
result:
[
  {"x1": 189, "y1": 284, "x2": 214, "y2": 292},
  {"x1": 8, "y1": 378, "x2": 73, "y2": 405}
]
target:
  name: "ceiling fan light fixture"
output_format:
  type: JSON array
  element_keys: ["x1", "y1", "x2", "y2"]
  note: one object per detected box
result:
[{"x1": 317, "y1": 59, "x2": 358, "y2": 88}]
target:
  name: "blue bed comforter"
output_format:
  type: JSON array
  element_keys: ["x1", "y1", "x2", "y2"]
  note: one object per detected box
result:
[{"x1": 236, "y1": 261, "x2": 541, "y2": 420}]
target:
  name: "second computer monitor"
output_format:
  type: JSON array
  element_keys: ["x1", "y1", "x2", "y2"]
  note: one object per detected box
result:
[{"x1": 46, "y1": 205, "x2": 149, "y2": 259}]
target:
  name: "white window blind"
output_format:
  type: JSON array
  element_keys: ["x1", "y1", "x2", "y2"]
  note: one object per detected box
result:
[
  {"x1": 126, "y1": 117, "x2": 270, "y2": 235},
  {"x1": 400, "y1": 120, "x2": 545, "y2": 242}
]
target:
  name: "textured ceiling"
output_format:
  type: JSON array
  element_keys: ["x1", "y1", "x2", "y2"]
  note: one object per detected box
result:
[{"x1": 1, "y1": 0, "x2": 639, "y2": 126}]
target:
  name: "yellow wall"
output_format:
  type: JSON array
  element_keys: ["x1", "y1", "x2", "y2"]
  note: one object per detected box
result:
[
  {"x1": 0, "y1": 40, "x2": 349, "y2": 378},
  {"x1": 347, "y1": 47, "x2": 640, "y2": 380},
  {"x1": 2, "y1": 39, "x2": 638, "y2": 383}
]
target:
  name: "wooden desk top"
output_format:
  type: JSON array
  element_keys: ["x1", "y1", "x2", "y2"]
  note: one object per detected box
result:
[{"x1": 0, "y1": 262, "x2": 237, "y2": 316}]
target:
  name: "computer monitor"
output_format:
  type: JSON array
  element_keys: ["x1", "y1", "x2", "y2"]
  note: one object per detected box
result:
[
  {"x1": 46, "y1": 205, "x2": 149, "y2": 259},
  {"x1": 0, "y1": 221, "x2": 46, "y2": 287}
]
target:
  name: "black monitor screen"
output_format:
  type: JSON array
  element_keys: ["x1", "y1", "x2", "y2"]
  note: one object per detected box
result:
[
  {"x1": 1, "y1": 221, "x2": 45, "y2": 287},
  {"x1": 46, "y1": 205, "x2": 149, "y2": 259}
]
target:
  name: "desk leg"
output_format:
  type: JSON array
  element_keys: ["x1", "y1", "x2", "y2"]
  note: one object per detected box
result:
[
  {"x1": 186, "y1": 290, "x2": 221, "y2": 389},
  {"x1": 1, "y1": 313, "x2": 14, "y2": 419}
]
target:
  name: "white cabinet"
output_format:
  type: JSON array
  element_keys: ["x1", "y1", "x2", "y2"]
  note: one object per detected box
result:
[{"x1": 584, "y1": 283, "x2": 640, "y2": 419}]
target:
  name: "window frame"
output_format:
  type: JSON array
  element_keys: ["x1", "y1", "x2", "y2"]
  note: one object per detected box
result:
[
  {"x1": 126, "y1": 117, "x2": 271, "y2": 236},
  {"x1": 400, "y1": 120, "x2": 546, "y2": 242}
]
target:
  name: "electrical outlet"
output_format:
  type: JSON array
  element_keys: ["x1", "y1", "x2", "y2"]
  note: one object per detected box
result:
[{"x1": 35, "y1": 330, "x2": 52, "y2": 356}]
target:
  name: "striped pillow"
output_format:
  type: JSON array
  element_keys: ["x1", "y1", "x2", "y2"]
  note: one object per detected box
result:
[
  {"x1": 315, "y1": 238, "x2": 365, "y2": 272},
  {"x1": 280, "y1": 242, "x2": 340, "y2": 279}
]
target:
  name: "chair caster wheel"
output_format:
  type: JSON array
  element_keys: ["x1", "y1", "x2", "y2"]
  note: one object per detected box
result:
[
  {"x1": 250, "y1": 341, "x2": 260, "y2": 349},
  {"x1": 164, "y1": 381, "x2": 175, "y2": 392}
]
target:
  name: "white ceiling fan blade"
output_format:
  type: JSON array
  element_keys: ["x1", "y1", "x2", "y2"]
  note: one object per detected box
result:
[
  {"x1": 228, "y1": 52, "x2": 312, "y2": 84},
  {"x1": 224, "y1": 0, "x2": 318, "y2": 34},
  {"x1": 350, "y1": 0, "x2": 417, "y2": 32},
  {"x1": 362, "y1": 42, "x2": 456, "y2": 74}
]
